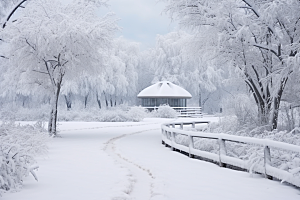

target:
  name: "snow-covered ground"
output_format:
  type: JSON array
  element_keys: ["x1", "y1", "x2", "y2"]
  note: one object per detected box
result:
[{"x1": 2, "y1": 117, "x2": 300, "y2": 200}]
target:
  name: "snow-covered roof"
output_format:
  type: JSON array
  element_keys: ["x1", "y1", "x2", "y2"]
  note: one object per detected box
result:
[{"x1": 137, "y1": 81, "x2": 192, "y2": 99}]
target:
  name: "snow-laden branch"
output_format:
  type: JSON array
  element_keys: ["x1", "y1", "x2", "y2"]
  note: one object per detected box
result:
[
  {"x1": 2, "y1": 0, "x2": 27, "y2": 28},
  {"x1": 32, "y1": 69, "x2": 49, "y2": 75},
  {"x1": 252, "y1": 44, "x2": 281, "y2": 60}
]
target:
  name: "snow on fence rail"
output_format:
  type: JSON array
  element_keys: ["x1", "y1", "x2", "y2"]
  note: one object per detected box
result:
[
  {"x1": 161, "y1": 121, "x2": 300, "y2": 188},
  {"x1": 144, "y1": 107, "x2": 203, "y2": 117}
]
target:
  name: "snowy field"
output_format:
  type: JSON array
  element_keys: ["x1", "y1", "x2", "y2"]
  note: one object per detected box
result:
[{"x1": 2, "y1": 117, "x2": 300, "y2": 200}]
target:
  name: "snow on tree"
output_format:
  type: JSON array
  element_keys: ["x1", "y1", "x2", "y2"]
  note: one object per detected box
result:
[
  {"x1": 162, "y1": 0, "x2": 300, "y2": 130},
  {"x1": 149, "y1": 31, "x2": 223, "y2": 110},
  {"x1": 137, "y1": 49, "x2": 155, "y2": 95},
  {"x1": 113, "y1": 37, "x2": 139, "y2": 102},
  {"x1": 92, "y1": 37, "x2": 140, "y2": 107},
  {"x1": 1, "y1": 0, "x2": 118, "y2": 135}
]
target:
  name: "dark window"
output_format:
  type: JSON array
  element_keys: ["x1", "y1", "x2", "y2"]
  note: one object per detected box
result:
[{"x1": 142, "y1": 98, "x2": 187, "y2": 107}]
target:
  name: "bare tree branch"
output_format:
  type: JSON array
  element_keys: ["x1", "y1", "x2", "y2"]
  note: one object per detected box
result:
[
  {"x1": 32, "y1": 69, "x2": 49, "y2": 75},
  {"x1": 2, "y1": 0, "x2": 28, "y2": 28},
  {"x1": 252, "y1": 44, "x2": 281, "y2": 60}
]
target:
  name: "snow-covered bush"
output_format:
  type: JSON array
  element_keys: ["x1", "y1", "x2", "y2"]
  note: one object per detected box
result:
[
  {"x1": 127, "y1": 106, "x2": 147, "y2": 122},
  {"x1": 152, "y1": 105, "x2": 178, "y2": 118},
  {"x1": 221, "y1": 94, "x2": 257, "y2": 126},
  {"x1": 0, "y1": 106, "x2": 148, "y2": 122},
  {"x1": 249, "y1": 130, "x2": 300, "y2": 174},
  {"x1": 0, "y1": 104, "x2": 49, "y2": 121},
  {"x1": 97, "y1": 109, "x2": 130, "y2": 122},
  {"x1": 209, "y1": 115, "x2": 239, "y2": 134},
  {"x1": 0, "y1": 121, "x2": 49, "y2": 195},
  {"x1": 58, "y1": 107, "x2": 148, "y2": 122}
]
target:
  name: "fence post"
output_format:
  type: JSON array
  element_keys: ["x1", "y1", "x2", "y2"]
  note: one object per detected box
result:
[
  {"x1": 165, "y1": 130, "x2": 169, "y2": 147},
  {"x1": 207, "y1": 122, "x2": 211, "y2": 132},
  {"x1": 192, "y1": 122, "x2": 195, "y2": 129},
  {"x1": 180, "y1": 123, "x2": 183, "y2": 130},
  {"x1": 264, "y1": 146, "x2": 273, "y2": 180},
  {"x1": 218, "y1": 139, "x2": 227, "y2": 167},
  {"x1": 189, "y1": 135, "x2": 194, "y2": 158},
  {"x1": 171, "y1": 132, "x2": 175, "y2": 151},
  {"x1": 162, "y1": 129, "x2": 165, "y2": 145}
]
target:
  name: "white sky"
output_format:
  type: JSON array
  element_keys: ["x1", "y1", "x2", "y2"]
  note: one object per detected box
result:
[{"x1": 99, "y1": 0, "x2": 176, "y2": 50}]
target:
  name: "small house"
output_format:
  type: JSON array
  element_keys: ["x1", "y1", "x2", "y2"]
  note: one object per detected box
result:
[{"x1": 137, "y1": 81, "x2": 192, "y2": 108}]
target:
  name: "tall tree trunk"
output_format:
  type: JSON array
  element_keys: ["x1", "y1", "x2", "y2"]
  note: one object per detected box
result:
[
  {"x1": 49, "y1": 82, "x2": 61, "y2": 136},
  {"x1": 44, "y1": 54, "x2": 65, "y2": 136},
  {"x1": 84, "y1": 93, "x2": 89, "y2": 109},
  {"x1": 198, "y1": 84, "x2": 202, "y2": 107},
  {"x1": 110, "y1": 95, "x2": 113, "y2": 107},
  {"x1": 271, "y1": 77, "x2": 288, "y2": 130},
  {"x1": 198, "y1": 94, "x2": 201, "y2": 108},
  {"x1": 64, "y1": 93, "x2": 72, "y2": 111},
  {"x1": 96, "y1": 91, "x2": 101, "y2": 109},
  {"x1": 103, "y1": 92, "x2": 109, "y2": 107}
]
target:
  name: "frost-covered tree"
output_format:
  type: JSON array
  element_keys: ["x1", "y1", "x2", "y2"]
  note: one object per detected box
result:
[
  {"x1": 1, "y1": 0, "x2": 118, "y2": 135},
  {"x1": 162, "y1": 0, "x2": 300, "y2": 129},
  {"x1": 150, "y1": 31, "x2": 223, "y2": 110},
  {"x1": 92, "y1": 38, "x2": 139, "y2": 107},
  {"x1": 60, "y1": 80, "x2": 79, "y2": 110},
  {"x1": 137, "y1": 49, "x2": 155, "y2": 93},
  {"x1": 0, "y1": 0, "x2": 107, "y2": 28},
  {"x1": 113, "y1": 37, "x2": 139, "y2": 102}
]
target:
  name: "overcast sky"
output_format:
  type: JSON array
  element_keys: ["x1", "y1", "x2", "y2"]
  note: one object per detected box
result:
[
  {"x1": 12, "y1": 0, "x2": 175, "y2": 50},
  {"x1": 99, "y1": 0, "x2": 176, "y2": 50}
]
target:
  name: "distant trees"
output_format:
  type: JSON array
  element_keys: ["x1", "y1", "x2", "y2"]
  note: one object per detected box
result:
[
  {"x1": 162, "y1": 0, "x2": 300, "y2": 130},
  {"x1": 96, "y1": 37, "x2": 140, "y2": 107},
  {"x1": 1, "y1": 0, "x2": 118, "y2": 135},
  {"x1": 149, "y1": 31, "x2": 223, "y2": 110}
]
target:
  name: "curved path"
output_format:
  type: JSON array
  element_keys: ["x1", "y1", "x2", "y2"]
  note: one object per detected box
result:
[
  {"x1": 2, "y1": 118, "x2": 300, "y2": 200},
  {"x1": 103, "y1": 129, "x2": 159, "y2": 200}
]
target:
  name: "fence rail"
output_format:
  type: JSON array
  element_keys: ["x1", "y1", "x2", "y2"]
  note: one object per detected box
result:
[
  {"x1": 161, "y1": 121, "x2": 300, "y2": 188},
  {"x1": 144, "y1": 107, "x2": 203, "y2": 117}
]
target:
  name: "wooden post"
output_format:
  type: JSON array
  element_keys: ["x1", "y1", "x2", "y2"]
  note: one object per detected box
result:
[
  {"x1": 264, "y1": 146, "x2": 273, "y2": 180},
  {"x1": 171, "y1": 132, "x2": 175, "y2": 151},
  {"x1": 180, "y1": 123, "x2": 183, "y2": 129},
  {"x1": 189, "y1": 135, "x2": 194, "y2": 158},
  {"x1": 164, "y1": 130, "x2": 168, "y2": 147},
  {"x1": 207, "y1": 122, "x2": 211, "y2": 132},
  {"x1": 162, "y1": 129, "x2": 164, "y2": 144},
  {"x1": 218, "y1": 139, "x2": 227, "y2": 167}
]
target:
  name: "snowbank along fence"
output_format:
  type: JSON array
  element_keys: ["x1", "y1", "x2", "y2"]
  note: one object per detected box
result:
[{"x1": 161, "y1": 121, "x2": 300, "y2": 188}]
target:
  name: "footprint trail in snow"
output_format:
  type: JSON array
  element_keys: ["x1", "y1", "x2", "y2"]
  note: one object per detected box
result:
[{"x1": 103, "y1": 129, "x2": 166, "y2": 200}]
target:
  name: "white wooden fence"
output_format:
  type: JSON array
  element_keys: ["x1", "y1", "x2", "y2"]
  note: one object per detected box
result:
[
  {"x1": 161, "y1": 121, "x2": 300, "y2": 188},
  {"x1": 144, "y1": 107, "x2": 203, "y2": 117}
]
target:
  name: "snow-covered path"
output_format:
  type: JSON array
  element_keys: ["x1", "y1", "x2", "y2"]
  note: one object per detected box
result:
[
  {"x1": 104, "y1": 130, "x2": 156, "y2": 199},
  {"x1": 2, "y1": 118, "x2": 300, "y2": 200}
]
